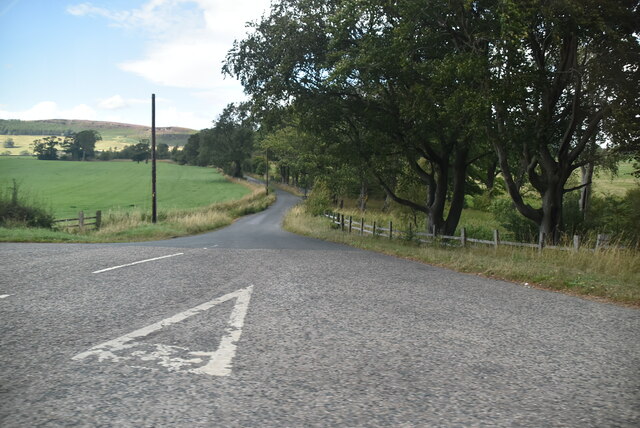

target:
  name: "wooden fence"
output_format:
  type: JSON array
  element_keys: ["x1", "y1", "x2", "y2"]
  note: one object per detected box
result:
[
  {"x1": 53, "y1": 210, "x2": 102, "y2": 231},
  {"x1": 324, "y1": 212, "x2": 613, "y2": 252}
]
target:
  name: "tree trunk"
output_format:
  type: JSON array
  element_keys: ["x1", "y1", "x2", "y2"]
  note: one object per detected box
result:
[
  {"x1": 486, "y1": 158, "x2": 497, "y2": 192},
  {"x1": 426, "y1": 159, "x2": 449, "y2": 235},
  {"x1": 579, "y1": 163, "x2": 594, "y2": 216},
  {"x1": 444, "y1": 150, "x2": 468, "y2": 235},
  {"x1": 540, "y1": 180, "x2": 564, "y2": 244},
  {"x1": 358, "y1": 179, "x2": 368, "y2": 211}
]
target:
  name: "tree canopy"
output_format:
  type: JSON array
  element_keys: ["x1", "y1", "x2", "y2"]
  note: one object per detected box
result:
[{"x1": 225, "y1": 0, "x2": 639, "y2": 241}]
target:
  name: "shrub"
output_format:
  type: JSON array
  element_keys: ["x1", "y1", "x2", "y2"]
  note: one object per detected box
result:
[
  {"x1": 471, "y1": 191, "x2": 494, "y2": 211},
  {"x1": 0, "y1": 180, "x2": 54, "y2": 228},
  {"x1": 490, "y1": 198, "x2": 539, "y2": 242},
  {"x1": 305, "y1": 180, "x2": 332, "y2": 216}
]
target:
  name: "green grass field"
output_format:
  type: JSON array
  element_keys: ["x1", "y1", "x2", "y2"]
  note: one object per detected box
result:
[
  {"x1": 0, "y1": 157, "x2": 250, "y2": 218},
  {"x1": 592, "y1": 161, "x2": 638, "y2": 197}
]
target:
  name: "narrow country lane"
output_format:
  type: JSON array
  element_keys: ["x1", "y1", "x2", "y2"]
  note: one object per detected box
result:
[{"x1": 0, "y1": 190, "x2": 638, "y2": 427}]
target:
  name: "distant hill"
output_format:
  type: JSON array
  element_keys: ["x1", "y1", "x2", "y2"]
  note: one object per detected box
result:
[{"x1": 0, "y1": 119, "x2": 196, "y2": 147}]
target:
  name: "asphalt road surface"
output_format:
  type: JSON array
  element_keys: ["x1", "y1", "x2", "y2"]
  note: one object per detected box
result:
[{"x1": 1, "y1": 190, "x2": 638, "y2": 427}]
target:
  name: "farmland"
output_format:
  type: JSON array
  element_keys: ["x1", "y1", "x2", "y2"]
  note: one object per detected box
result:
[
  {"x1": 0, "y1": 119, "x2": 196, "y2": 154},
  {"x1": 0, "y1": 157, "x2": 249, "y2": 218}
]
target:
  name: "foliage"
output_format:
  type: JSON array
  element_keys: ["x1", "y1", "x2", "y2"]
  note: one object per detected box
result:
[
  {"x1": 177, "y1": 104, "x2": 254, "y2": 177},
  {"x1": 3, "y1": 138, "x2": 15, "y2": 148},
  {"x1": 31, "y1": 130, "x2": 103, "y2": 161},
  {"x1": 62, "y1": 130, "x2": 102, "y2": 160},
  {"x1": 564, "y1": 188, "x2": 640, "y2": 244},
  {"x1": 32, "y1": 136, "x2": 63, "y2": 160},
  {"x1": 490, "y1": 198, "x2": 539, "y2": 243},
  {"x1": 304, "y1": 180, "x2": 332, "y2": 216},
  {"x1": 487, "y1": 0, "x2": 640, "y2": 242},
  {"x1": 130, "y1": 140, "x2": 151, "y2": 163},
  {"x1": 224, "y1": 0, "x2": 495, "y2": 236},
  {"x1": 0, "y1": 180, "x2": 54, "y2": 228}
]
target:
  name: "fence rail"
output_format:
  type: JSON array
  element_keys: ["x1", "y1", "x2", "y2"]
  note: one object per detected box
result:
[
  {"x1": 324, "y1": 211, "x2": 613, "y2": 252},
  {"x1": 53, "y1": 210, "x2": 102, "y2": 230}
]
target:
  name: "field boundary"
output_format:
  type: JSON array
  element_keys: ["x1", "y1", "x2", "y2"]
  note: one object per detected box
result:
[
  {"x1": 324, "y1": 211, "x2": 619, "y2": 252},
  {"x1": 53, "y1": 210, "x2": 102, "y2": 230}
]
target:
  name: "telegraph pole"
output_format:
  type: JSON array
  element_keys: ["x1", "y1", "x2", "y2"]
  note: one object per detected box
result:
[
  {"x1": 151, "y1": 94, "x2": 157, "y2": 223},
  {"x1": 265, "y1": 148, "x2": 269, "y2": 195}
]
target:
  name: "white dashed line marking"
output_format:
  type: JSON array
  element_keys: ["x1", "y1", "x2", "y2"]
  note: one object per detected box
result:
[{"x1": 92, "y1": 253, "x2": 184, "y2": 274}]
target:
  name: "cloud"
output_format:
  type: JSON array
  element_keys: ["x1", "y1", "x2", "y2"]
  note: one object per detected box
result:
[
  {"x1": 156, "y1": 105, "x2": 214, "y2": 129},
  {"x1": 0, "y1": 101, "x2": 97, "y2": 121},
  {"x1": 67, "y1": 0, "x2": 271, "y2": 89},
  {"x1": 98, "y1": 95, "x2": 147, "y2": 110}
]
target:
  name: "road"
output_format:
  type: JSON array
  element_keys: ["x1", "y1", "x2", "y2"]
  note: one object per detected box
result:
[{"x1": 1, "y1": 190, "x2": 638, "y2": 427}]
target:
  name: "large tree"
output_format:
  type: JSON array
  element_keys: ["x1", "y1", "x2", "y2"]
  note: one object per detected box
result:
[
  {"x1": 487, "y1": 0, "x2": 639, "y2": 243},
  {"x1": 62, "y1": 130, "x2": 102, "y2": 161},
  {"x1": 226, "y1": 0, "x2": 493, "y2": 234},
  {"x1": 183, "y1": 104, "x2": 255, "y2": 177},
  {"x1": 32, "y1": 136, "x2": 62, "y2": 160}
]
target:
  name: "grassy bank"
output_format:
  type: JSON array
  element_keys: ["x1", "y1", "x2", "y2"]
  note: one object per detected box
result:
[
  {"x1": 0, "y1": 179, "x2": 275, "y2": 243},
  {"x1": 284, "y1": 205, "x2": 640, "y2": 306}
]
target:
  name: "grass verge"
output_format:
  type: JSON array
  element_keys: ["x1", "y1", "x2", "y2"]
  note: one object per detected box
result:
[
  {"x1": 284, "y1": 205, "x2": 640, "y2": 307},
  {"x1": 0, "y1": 179, "x2": 275, "y2": 243}
]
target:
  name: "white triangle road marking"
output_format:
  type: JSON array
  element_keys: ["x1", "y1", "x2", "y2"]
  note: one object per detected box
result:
[{"x1": 73, "y1": 285, "x2": 254, "y2": 376}]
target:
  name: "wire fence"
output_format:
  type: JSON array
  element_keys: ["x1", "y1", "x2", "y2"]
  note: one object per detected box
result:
[{"x1": 324, "y1": 211, "x2": 615, "y2": 252}]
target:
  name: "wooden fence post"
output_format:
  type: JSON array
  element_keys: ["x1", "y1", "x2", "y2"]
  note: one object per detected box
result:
[
  {"x1": 389, "y1": 221, "x2": 393, "y2": 239},
  {"x1": 461, "y1": 227, "x2": 466, "y2": 247},
  {"x1": 361, "y1": 217, "x2": 364, "y2": 235},
  {"x1": 373, "y1": 221, "x2": 377, "y2": 237},
  {"x1": 341, "y1": 214, "x2": 345, "y2": 231},
  {"x1": 78, "y1": 211, "x2": 85, "y2": 232},
  {"x1": 493, "y1": 229, "x2": 500, "y2": 249},
  {"x1": 95, "y1": 210, "x2": 102, "y2": 229},
  {"x1": 573, "y1": 235, "x2": 580, "y2": 252},
  {"x1": 348, "y1": 216, "x2": 352, "y2": 234},
  {"x1": 596, "y1": 234, "x2": 609, "y2": 251}
]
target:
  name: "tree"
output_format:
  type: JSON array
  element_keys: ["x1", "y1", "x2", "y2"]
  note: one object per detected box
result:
[
  {"x1": 32, "y1": 136, "x2": 61, "y2": 160},
  {"x1": 225, "y1": 0, "x2": 493, "y2": 234},
  {"x1": 188, "y1": 104, "x2": 255, "y2": 177},
  {"x1": 131, "y1": 140, "x2": 151, "y2": 164},
  {"x1": 487, "y1": 0, "x2": 639, "y2": 243},
  {"x1": 61, "y1": 130, "x2": 102, "y2": 161},
  {"x1": 3, "y1": 138, "x2": 15, "y2": 148},
  {"x1": 157, "y1": 143, "x2": 170, "y2": 159}
]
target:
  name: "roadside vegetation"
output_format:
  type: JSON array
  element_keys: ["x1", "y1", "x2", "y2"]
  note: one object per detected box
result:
[{"x1": 284, "y1": 202, "x2": 640, "y2": 307}]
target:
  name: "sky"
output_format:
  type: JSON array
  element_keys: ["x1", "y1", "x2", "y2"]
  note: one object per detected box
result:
[{"x1": 0, "y1": 0, "x2": 272, "y2": 130}]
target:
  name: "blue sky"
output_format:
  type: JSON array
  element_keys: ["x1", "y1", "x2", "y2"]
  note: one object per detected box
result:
[{"x1": 0, "y1": 0, "x2": 271, "y2": 129}]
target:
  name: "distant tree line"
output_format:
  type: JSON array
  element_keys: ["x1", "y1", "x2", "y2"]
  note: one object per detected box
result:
[
  {"x1": 0, "y1": 119, "x2": 76, "y2": 136},
  {"x1": 30, "y1": 130, "x2": 171, "y2": 163},
  {"x1": 32, "y1": 130, "x2": 102, "y2": 161},
  {"x1": 97, "y1": 141, "x2": 171, "y2": 163}
]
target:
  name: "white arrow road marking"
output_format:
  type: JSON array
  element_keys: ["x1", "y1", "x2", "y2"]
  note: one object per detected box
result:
[
  {"x1": 0, "y1": 294, "x2": 11, "y2": 299},
  {"x1": 92, "y1": 253, "x2": 184, "y2": 274},
  {"x1": 73, "y1": 285, "x2": 254, "y2": 376}
]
